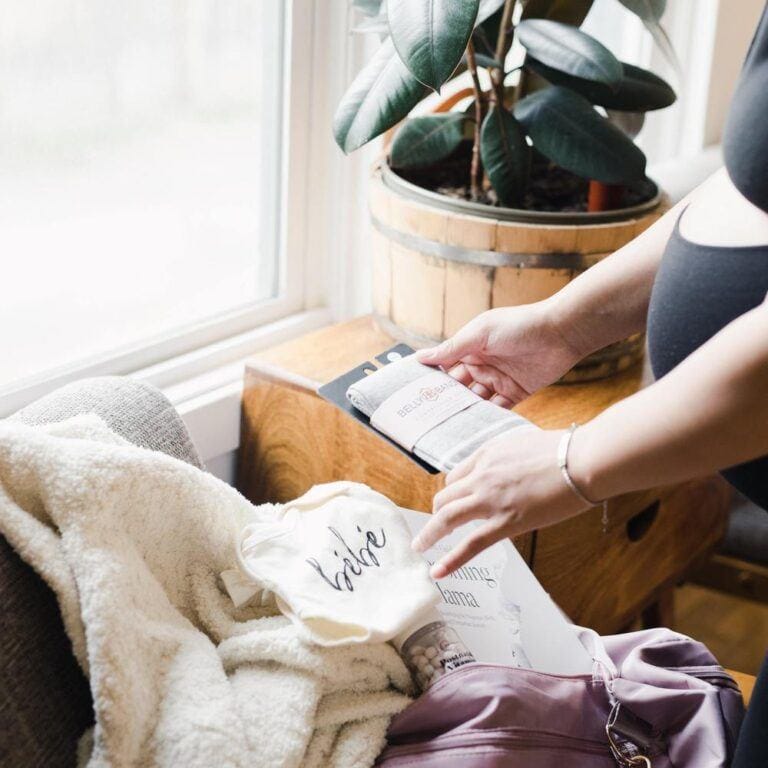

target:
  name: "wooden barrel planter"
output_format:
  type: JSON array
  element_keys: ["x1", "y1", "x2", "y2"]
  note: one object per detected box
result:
[{"x1": 369, "y1": 163, "x2": 668, "y2": 383}]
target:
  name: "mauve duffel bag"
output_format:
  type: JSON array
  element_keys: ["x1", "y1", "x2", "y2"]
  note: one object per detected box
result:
[{"x1": 377, "y1": 627, "x2": 744, "y2": 767}]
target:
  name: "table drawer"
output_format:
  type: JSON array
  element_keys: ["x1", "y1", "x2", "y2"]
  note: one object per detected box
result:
[{"x1": 532, "y1": 476, "x2": 730, "y2": 633}]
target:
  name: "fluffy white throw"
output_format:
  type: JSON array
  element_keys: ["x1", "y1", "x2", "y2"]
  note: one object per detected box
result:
[{"x1": 0, "y1": 416, "x2": 413, "y2": 768}]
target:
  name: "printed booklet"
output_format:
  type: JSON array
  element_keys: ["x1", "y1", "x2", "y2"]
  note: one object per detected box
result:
[{"x1": 396, "y1": 507, "x2": 593, "y2": 687}]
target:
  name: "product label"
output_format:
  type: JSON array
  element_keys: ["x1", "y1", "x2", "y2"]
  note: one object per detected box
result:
[
  {"x1": 399, "y1": 620, "x2": 476, "y2": 690},
  {"x1": 370, "y1": 371, "x2": 480, "y2": 451}
]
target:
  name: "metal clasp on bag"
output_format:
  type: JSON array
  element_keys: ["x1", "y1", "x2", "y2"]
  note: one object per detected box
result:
[{"x1": 606, "y1": 702, "x2": 652, "y2": 767}]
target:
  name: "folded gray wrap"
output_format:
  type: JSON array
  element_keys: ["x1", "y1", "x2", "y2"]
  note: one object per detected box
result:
[{"x1": 346, "y1": 354, "x2": 533, "y2": 472}]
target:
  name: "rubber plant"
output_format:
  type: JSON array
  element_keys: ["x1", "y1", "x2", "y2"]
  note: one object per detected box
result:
[{"x1": 333, "y1": 0, "x2": 677, "y2": 211}]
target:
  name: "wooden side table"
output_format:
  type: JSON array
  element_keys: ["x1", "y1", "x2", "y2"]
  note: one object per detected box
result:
[{"x1": 237, "y1": 316, "x2": 731, "y2": 634}]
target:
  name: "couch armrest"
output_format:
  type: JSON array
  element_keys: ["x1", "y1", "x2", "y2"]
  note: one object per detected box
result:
[{"x1": 9, "y1": 376, "x2": 203, "y2": 468}]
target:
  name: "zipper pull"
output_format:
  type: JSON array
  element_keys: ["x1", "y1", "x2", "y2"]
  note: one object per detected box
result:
[{"x1": 606, "y1": 702, "x2": 654, "y2": 767}]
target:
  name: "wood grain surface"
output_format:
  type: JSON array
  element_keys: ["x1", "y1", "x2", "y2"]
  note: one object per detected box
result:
[
  {"x1": 729, "y1": 670, "x2": 756, "y2": 706},
  {"x1": 238, "y1": 316, "x2": 730, "y2": 632}
]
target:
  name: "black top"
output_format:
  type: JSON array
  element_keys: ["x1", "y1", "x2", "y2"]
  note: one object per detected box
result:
[
  {"x1": 723, "y1": 2, "x2": 768, "y2": 212},
  {"x1": 647, "y1": 5, "x2": 768, "y2": 512},
  {"x1": 647, "y1": 216, "x2": 768, "y2": 510},
  {"x1": 652, "y1": 12, "x2": 768, "y2": 744}
]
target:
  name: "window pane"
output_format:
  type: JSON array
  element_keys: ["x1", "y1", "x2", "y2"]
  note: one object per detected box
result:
[{"x1": 0, "y1": 1, "x2": 283, "y2": 389}]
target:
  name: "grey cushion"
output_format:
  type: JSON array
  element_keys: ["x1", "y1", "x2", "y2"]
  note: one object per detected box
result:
[
  {"x1": 0, "y1": 377, "x2": 202, "y2": 767},
  {"x1": 721, "y1": 494, "x2": 768, "y2": 566},
  {"x1": 8, "y1": 376, "x2": 203, "y2": 469}
]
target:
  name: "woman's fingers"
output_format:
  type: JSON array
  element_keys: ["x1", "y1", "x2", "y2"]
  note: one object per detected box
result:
[
  {"x1": 416, "y1": 331, "x2": 479, "y2": 370},
  {"x1": 445, "y1": 453, "x2": 477, "y2": 485},
  {"x1": 448, "y1": 363, "x2": 473, "y2": 387},
  {"x1": 412, "y1": 495, "x2": 482, "y2": 554},
  {"x1": 465, "y1": 363, "x2": 528, "y2": 405},
  {"x1": 416, "y1": 333, "x2": 523, "y2": 406},
  {"x1": 470, "y1": 381, "x2": 492, "y2": 399},
  {"x1": 432, "y1": 477, "x2": 473, "y2": 513},
  {"x1": 430, "y1": 520, "x2": 506, "y2": 579}
]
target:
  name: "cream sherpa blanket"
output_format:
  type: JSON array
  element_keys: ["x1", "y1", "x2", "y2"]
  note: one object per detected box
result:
[{"x1": 0, "y1": 416, "x2": 413, "y2": 768}]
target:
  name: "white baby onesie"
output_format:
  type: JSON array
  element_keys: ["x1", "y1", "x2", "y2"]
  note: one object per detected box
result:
[{"x1": 227, "y1": 482, "x2": 440, "y2": 646}]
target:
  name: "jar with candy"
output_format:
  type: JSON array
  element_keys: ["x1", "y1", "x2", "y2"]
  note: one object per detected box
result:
[{"x1": 397, "y1": 617, "x2": 476, "y2": 690}]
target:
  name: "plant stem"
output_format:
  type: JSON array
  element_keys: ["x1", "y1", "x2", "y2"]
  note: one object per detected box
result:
[
  {"x1": 465, "y1": 40, "x2": 484, "y2": 202},
  {"x1": 491, "y1": 0, "x2": 516, "y2": 107},
  {"x1": 588, "y1": 181, "x2": 624, "y2": 212}
]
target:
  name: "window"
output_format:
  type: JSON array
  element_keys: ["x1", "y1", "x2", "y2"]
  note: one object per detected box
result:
[{"x1": 0, "y1": 1, "x2": 287, "y2": 393}]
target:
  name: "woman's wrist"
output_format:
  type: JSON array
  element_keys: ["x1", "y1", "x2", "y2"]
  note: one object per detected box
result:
[
  {"x1": 539, "y1": 294, "x2": 595, "y2": 364},
  {"x1": 543, "y1": 289, "x2": 609, "y2": 362},
  {"x1": 564, "y1": 418, "x2": 624, "y2": 503}
]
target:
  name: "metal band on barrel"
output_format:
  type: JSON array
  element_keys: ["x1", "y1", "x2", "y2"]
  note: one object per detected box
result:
[{"x1": 370, "y1": 216, "x2": 604, "y2": 271}]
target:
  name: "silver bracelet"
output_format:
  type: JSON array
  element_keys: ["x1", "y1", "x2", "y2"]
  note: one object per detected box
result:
[{"x1": 557, "y1": 423, "x2": 600, "y2": 507}]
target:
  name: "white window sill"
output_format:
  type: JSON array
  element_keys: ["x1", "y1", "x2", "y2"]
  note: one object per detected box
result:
[{"x1": 137, "y1": 308, "x2": 332, "y2": 468}]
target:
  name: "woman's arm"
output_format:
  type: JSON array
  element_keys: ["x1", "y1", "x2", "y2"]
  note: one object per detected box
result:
[
  {"x1": 416, "y1": 293, "x2": 768, "y2": 578},
  {"x1": 569, "y1": 295, "x2": 768, "y2": 498},
  {"x1": 550, "y1": 177, "x2": 708, "y2": 359},
  {"x1": 419, "y1": 174, "x2": 719, "y2": 407},
  {"x1": 418, "y1": 173, "x2": 717, "y2": 407}
]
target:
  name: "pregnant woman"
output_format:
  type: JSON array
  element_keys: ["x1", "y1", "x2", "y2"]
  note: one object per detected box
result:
[{"x1": 412, "y1": 5, "x2": 768, "y2": 765}]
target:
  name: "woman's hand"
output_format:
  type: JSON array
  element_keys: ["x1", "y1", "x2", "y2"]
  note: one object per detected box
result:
[
  {"x1": 416, "y1": 302, "x2": 584, "y2": 407},
  {"x1": 412, "y1": 428, "x2": 590, "y2": 578}
]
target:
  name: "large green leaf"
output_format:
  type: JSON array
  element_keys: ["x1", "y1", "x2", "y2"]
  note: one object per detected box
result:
[
  {"x1": 514, "y1": 86, "x2": 646, "y2": 183},
  {"x1": 521, "y1": 0, "x2": 595, "y2": 26},
  {"x1": 480, "y1": 105, "x2": 530, "y2": 206},
  {"x1": 616, "y1": 0, "x2": 679, "y2": 73},
  {"x1": 526, "y1": 59, "x2": 676, "y2": 111},
  {"x1": 387, "y1": 0, "x2": 480, "y2": 92},
  {"x1": 516, "y1": 19, "x2": 622, "y2": 85},
  {"x1": 390, "y1": 114, "x2": 466, "y2": 168},
  {"x1": 333, "y1": 38, "x2": 426, "y2": 154}
]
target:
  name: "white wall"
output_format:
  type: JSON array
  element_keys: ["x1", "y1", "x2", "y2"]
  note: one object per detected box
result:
[{"x1": 702, "y1": 0, "x2": 764, "y2": 145}]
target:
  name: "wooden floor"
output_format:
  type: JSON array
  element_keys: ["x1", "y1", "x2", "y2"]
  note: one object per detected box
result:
[{"x1": 674, "y1": 584, "x2": 768, "y2": 675}]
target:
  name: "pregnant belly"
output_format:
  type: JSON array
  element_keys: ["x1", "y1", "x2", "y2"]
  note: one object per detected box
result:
[
  {"x1": 648, "y1": 168, "x2": 768, "y2": 378},
  {"x1": 646, "y1": 187, "x2": 768, "y2": 510},
  {"x1": 647, "y1": 228, "x2": 768, "y2": 380}
]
